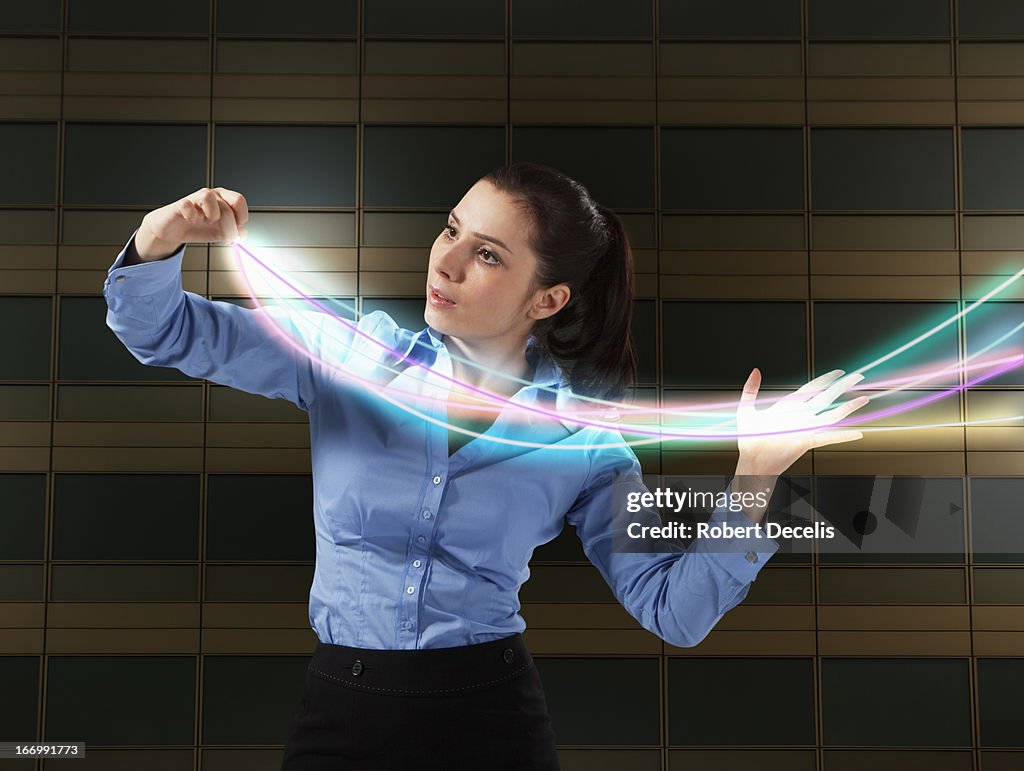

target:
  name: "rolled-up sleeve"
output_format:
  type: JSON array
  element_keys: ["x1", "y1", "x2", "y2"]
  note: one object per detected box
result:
[
  {"x1": 103, "y1": 230, "x2": 329, "y2": 411},
  {"x1": 566, "y1": 448, "x2": 779, "y2": 648}
]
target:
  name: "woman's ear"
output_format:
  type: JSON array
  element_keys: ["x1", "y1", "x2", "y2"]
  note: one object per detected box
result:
[{"x1": 528, "y1": 283, "x2": 571, "y2": 321}]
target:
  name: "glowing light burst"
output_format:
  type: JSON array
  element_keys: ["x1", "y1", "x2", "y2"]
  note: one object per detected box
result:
[{"x1": 232, "y1": 241, "x2": 1024, "y2": 449}]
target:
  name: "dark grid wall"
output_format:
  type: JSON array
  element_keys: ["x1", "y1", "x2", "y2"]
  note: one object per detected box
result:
[{"x1": 1, "y1": 0, "x2": 1023, "y2": 769}]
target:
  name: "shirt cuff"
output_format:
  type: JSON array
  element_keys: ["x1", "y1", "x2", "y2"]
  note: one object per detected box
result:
[
  {"x1": 694, "y1": 496, "x2": 780, "y2": 586},
  {"x1": 104, "y1": 230, "x2": 187, "y2": 297}
]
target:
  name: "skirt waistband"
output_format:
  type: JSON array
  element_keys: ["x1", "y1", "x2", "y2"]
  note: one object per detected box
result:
[{"x1": 307, "y1": 634, "x2": 534, "y2": 696}]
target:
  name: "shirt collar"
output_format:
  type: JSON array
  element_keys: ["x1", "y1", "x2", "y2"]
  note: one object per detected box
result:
[{"x1": 404, "y1": 327, "x2": 566, "y2": 390}]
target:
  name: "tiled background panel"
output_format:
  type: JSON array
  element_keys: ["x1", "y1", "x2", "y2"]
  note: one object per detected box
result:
[
  {"x1": 0, "y1": 474, "x2": 46, "y2": 560},
  {"x1": 534, "y1": 657, "x2": 661, "y2": 745},
  {"x1": 213, "y1": 125, "x2": 357, "y2": 208},
  {"x1": 62, "y1": 124, "x2": 207, "y2": 207},
  {"x1": 821, "y1": 658, "x2": 972, "y2": 746},
  {"x1": 206, "y1": 475, "x2": 314, "y2": 561},
  {"x1": 51, "y1": 474, "x2": 200, "y2": 560},
  {"x1": 667, "y1": 657, "x2": 816, "y2": 745},
  {"x1": 45, "y1": 656, "x2": 196, "y2": 745}
]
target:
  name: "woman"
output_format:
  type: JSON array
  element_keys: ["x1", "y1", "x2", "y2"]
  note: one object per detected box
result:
[{"x1": 104, "y1": 162, "x2": 867, "y2": 770}]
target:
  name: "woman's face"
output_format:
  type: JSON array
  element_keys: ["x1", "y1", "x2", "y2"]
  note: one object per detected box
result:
[{"x1": 424, "y1": 179, "x2": 564, "y2": 347}]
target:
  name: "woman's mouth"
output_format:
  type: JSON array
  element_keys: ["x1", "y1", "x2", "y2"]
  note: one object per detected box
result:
[{"x1": 429, "y1": 287, "x2": 456, "y2": 307}]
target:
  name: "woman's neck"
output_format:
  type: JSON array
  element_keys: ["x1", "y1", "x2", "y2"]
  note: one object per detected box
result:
[{"x1": 444, "y1": 334, "x2": 534, "y2": 398}]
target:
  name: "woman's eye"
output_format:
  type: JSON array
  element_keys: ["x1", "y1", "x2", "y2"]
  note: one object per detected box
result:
[{"x1": 444, "y1": 224, "x2": 501, "y2": 266}]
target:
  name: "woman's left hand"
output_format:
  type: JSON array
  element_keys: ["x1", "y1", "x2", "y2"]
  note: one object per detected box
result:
[{"x1": 734, "y1": 367, "x2": 870, "y2": 478}]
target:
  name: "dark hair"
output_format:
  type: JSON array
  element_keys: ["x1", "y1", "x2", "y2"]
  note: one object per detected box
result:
[{"x1": 480, "y1": 161, "x2": 637, "y2": 403}]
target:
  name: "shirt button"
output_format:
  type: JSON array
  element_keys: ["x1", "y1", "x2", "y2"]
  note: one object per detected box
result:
[
  {"x1": 432, "y1": 475, "x2": 442, "y2": 485},
  {"x1": 407, "y1": 586, "x2": 415, "y2": 594},
  {"x1": 416, "y1": 535, "x2": 426, "y2": 544},
  {"x1": 115, "y1": 276, "x2": 125, "y2": 282},
  {"x1": 401, "y1": 620, "x2": 413, "y2": 631},
  {"x1": 413, "y1": 559, "x2": 422, "y2": 568},
  {"x1": 351, "y1": 660, "x2": 364, "y2": 676},
  {"x1": 746, "y1": 551, "x2": 758, "y2": 563},
  {"x1": 422, "y1": 510, "x2": 432, "y2": 520}
]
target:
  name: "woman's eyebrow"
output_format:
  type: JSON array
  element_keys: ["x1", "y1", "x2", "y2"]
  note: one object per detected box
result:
[{"x1": 449, "y1": 211, "x2": 514, "y2": 255}]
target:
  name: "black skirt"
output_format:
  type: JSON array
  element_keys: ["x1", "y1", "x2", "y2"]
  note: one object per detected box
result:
[{"x1": 280, "y1": 633, "x2": 561, "y2": 771}]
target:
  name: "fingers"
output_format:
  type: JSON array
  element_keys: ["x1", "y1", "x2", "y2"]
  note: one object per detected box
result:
[
  {"x1": 216, "y1": 197, "x2": 238, "y2": 242},
  {"x1": 188, "y1": 188, "x2": 222, "y2": 222},
  {"x1": 213, "y1": 186, "x2": 249, "y2": 229},
  {"x1": 809, "y1": 429, "x2": 864, "y2": 449},
  {"x1": 814, "y1": 394, "x2": 871, "y2": 428},
  {"x1": 779, "y1": 369, "x2": 846, "y2": 407},
  {"x1": 804, "y1": 372, "x2": 865, "y2": 412},
  {"x1": 182, "y1": 187, "x2": 247, "y2": 243},
  {"x1": 737, "y1": 367, "x2": 761, "y2": 421}
]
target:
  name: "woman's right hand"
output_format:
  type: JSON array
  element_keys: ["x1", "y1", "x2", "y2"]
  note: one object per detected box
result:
[{"x1": 134, "y1": 187, "x2": 249, "y2": 261}]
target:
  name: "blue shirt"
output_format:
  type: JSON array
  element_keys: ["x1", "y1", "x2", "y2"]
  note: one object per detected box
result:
[{"x1": 103, "y1": 231, "x2": 779, "y2": 650}]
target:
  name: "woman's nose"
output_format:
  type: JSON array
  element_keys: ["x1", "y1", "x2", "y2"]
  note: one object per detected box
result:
[{"x1": 435, "y1": 245, "x2": 466, "y2": 281}]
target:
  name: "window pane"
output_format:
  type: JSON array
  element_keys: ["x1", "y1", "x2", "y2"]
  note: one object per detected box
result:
[
  {"x1": 0, "y1": 475, "x2": 45, "y2": 560},
  {"x1": 214, "y1": 125, "x2": 356, "y2": 208},
  {"x1": 202, "y1": 656, "x2": 308, "y2": 744},
  {"x1": 217, "y1": 0, "x2": 356, "y2": 36},
  {"x1": 60, "y1": 297, "x2": 194, "y2": 382},
  {"x1": 0, "y1": 2, "x2": 60, "y2": 32},
  {"x1": 960, "y1": 0, "x2": 1024, "y2": 36},
  {"x1": 68, "y1": 0, "x2": 208, "y2": 35},
  {"x1": 512, "y1": 0, "x2": 651, "y2": 38},
  {"x1": 662, "y1": 128, "x2": 804, "y2": 210},
  {"x1": 362, "y1": 126, "x2": 505, "y2": 208},
  {"x1": 974, "y1": 568, "x2": 1024, "y2": 604},
  {"x1": 809, "y1": 0, "x2": 949, "y2": 36},
  {"x1": 659, "y1": 0, "x2": 801, "y2": 36},
  {"x1": 513, "y1": 127, "x2": 654, "y2": 209},
  {"x1": 0, "y1": 297, "x2": 51, "y2": 380},
  {"x1": 0, "y1": 123, "x2": 57, "y2": 205},
  {"x1": 53, "y1": 474, "x2": 200, "y2": 560},
  {"x1": 204, "y1": 564, "x2": 313, "y2": 601},
  {"x1": 813, "y1": 302, "x2": 960, "y2": 385},
  {"x1": 668, "y1": 658, "x2": 815, "y2": 745},
  {"x1": 811, "y1": 129, "x2": 954, "y2": 210},
  {"x1": 818, "y1": 567, "x2": 966, "y2": 604},
  {"x1": 0, "y1": 566, "x2": 44, "y2": 601},
  {"x1": 978, "y1": 659, "x2": 1024, "y2": 746},
  {"x1": 971, "y1": 478, "x2": 1024, "y2": 564},
  {"x1": 965, "y1": 301, "x2": 1024, "y2": 386},
  {"x1": 662, "y1": 301, "x2": 807, "y2": 386},
  {"x1": 964, "y1": 129, "x2": 1024, "y2": 210},
  {"x1": 207, "y1": 475, "x2": 314, "y2": 560},
  {"x1": 535, "y1": 658, "x2": 660, "y2": 745},
  {"x1": 0, "y1": 385, "x2": 49, "y2": 420},
  {"x1": 821, "y1": 659, "x2": 970, "y2": 746},
  {"x1": 63, "y1": 124, "x2": 206, "y2": 207},
  {"x1": 50, "y1": 565, "x2": 199, "y2": 601},
  {"x1": 46, "y1": 657, "x2": 195, "y2": 745},
  {"x1": 365, "y1": 0, "x2": 503, "y2": 36},
  {"x1": 0, "y1": 657, "x2": 39, "y2": 742}
]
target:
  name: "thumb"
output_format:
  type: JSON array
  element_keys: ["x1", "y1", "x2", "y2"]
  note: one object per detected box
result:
[{"x1": 738, "y1": 367, "x2": 760, "y2": 420}]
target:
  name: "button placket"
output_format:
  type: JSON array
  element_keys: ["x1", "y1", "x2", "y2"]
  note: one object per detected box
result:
[{"x1": 399, "y1": 346, "x2": 453, "y2": 644}]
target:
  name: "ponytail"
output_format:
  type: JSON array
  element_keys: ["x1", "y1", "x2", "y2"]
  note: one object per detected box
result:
[{"x1": 482, "y1": 163, "x2": 638, "y2": 403}]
